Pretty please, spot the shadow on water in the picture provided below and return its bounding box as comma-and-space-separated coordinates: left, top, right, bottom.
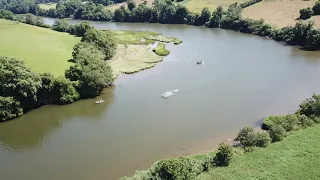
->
0, 87, 115, 151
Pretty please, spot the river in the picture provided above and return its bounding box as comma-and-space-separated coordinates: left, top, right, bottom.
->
1, 18, 320, 180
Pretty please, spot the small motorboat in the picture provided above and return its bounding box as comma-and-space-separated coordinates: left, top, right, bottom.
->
189, 58, 192, 61
162, 91, 173, 98
95, 99, 105, 104
197, 61, 204, 64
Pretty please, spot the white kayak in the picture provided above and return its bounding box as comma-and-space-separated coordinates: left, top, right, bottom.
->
95, 99, 105, 104
162, 91, 173, 98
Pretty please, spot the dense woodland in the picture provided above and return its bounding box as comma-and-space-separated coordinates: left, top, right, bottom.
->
0, 19, 116, 121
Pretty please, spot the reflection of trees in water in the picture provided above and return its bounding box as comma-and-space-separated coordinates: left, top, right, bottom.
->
0, 87, 115, 151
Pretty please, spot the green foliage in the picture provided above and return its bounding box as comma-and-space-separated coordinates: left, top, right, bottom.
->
235, 126, 256, 148
81, 29, 116, 59
312, 1, 320, 15
52, 19, 70, 32
0, 96, 23, 122
71, 42, 106, 64
255, 132, 271, 148
153, 156, 203, 180
298, 114, 314, 128
68, 21, 94, 36
263, 114, 300, 131
214, 143, 234, 166
153, 43, 170, 56
299, 7, 313, 20
0, 56, 42, 109
51, 76, 79, 104
127, 0, 136, 11
297, 94, 320, 117
0, 10, 15, 20
66, 40, 114, 98
269, 125, 286, 142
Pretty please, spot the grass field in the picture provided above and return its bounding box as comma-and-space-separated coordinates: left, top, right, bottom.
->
243, 0, 316, 28
0, 19, 79, 76
39, 3, 57, 10
183, 0, 247, 13
0, 19, 180, 77
196, 124, 320, 180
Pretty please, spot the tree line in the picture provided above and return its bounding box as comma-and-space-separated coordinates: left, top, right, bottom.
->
2, 0, 320, 50
0, 19, 116, 121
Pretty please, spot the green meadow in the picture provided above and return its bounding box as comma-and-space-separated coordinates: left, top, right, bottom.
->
0, 19, 181, 77
0, 19, 80, 76
196, 124, 320, 180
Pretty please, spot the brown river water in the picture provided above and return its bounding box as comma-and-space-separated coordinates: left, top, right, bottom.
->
1, 18, 320, 180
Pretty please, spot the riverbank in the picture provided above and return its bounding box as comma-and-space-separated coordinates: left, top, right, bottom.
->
122, 95, 320, 179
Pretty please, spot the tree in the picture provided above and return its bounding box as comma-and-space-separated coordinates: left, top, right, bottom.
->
200, 7, 211, 24
300, 8, 313, 20
255, 132, 271, 147
68, 21, 93, 36
235, 126, 257, 148
313, 1, 320, 15
114, 8, 125, 22
81, 29, 116, 59
0, 56, 42, 110
127, 0, 136, 11
71, 42, 106, 64
51, 76, 79, 104
52, 19, 70, 32
0, 96, 23, 122
269, 125, 286, 142
154, 157, 203, 180
208, 6, 223, 28
215, 143, 233, 166
66, 41, 114, 98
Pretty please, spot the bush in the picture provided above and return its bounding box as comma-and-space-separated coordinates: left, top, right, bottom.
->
298, 115, 314, 128
269, 125, 286, 142
313, 1, 320, 15
262, 114, 299, 131
235, 126, 257, 147
215, 143, 234, 166
52, 19, 70, 32
299, 8, 313, 20
153, 157, 203, 180
296, 94, 320, 117
255, 132, 271, 147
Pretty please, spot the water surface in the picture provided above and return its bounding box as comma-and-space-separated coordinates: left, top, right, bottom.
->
1, 19, 320, 180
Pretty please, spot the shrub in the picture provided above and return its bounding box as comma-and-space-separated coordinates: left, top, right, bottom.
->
298, 115, 314, 128
235, 126, 257, 147
313, 1, 320, 15
255, 132, 271, 147
215, 143, 234, 166
153, 157, 203, 180
262, 114, 299, 131
52, 19, 70, 32
299, 8, 313, 20
296, 94, 320, 117
269, 125, 286, 142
